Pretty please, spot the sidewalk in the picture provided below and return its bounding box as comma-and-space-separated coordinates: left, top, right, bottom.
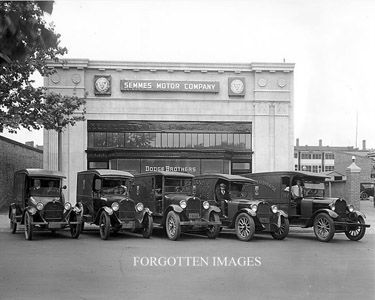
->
1, 200, 375, 234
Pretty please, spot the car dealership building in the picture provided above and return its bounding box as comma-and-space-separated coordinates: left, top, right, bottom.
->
44, 59, 295, 201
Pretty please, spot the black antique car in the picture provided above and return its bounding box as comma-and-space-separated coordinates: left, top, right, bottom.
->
8, 169, 82, 240
243, 171, 371, 242
194, 174, 289, 241
77, 169, 153, 240
130, 171, 221, 241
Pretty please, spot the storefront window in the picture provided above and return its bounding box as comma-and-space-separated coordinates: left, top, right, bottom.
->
180, 133, 186, 148
173, 133, 179, 148
186, 133, 192, 148
197, 134, 204, 148
203, 134, 209, 147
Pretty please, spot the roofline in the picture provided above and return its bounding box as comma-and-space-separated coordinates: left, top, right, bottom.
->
243, 171, 330, 179
15, 169, 66, 178
0, 135, 43, 153
134, 171, 194, 178
46, 58, 295, 73
78, 169, 134, 178
195, 173, 257, 183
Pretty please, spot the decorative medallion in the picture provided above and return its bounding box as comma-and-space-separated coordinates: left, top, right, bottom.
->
278, 78, 287, 88
50, 73, 60, 84
71, 74, 81, 85
257, 78, 267, 87
94, 75, 111, 95
228, 77, 245, 97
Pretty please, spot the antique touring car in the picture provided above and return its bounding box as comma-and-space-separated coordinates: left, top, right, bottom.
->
243, 171, 371, 242
130, 171, 221, 241
76, 169, 153, 240
194, 174, 289, 241
9, 169, 82, 240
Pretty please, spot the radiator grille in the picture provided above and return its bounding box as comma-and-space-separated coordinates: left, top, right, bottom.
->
44, 202, 64, 221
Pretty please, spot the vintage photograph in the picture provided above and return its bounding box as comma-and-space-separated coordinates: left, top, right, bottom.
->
0, 0, 374, 299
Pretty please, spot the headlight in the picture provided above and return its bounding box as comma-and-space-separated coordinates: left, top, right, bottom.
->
179, 200, 187, 209
136, 202, 144, 212
330, 203, 335, 211
202, 201, 210, 210
348, 205, 354, 212
271, 205, 278, 213
28, 207, 37, 215
111, 202, 119, 211
36, 202, 44, 211
251, 204, 258, 212
64, 202, 72, 210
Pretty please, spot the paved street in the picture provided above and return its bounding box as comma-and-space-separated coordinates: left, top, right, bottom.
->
0, 202, 374, 300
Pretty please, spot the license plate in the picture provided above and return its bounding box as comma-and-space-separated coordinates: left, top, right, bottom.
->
189, 213, 200, 219
48, 222, 61, 229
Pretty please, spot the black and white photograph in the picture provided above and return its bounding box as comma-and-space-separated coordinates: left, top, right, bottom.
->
0, 0, 374, 299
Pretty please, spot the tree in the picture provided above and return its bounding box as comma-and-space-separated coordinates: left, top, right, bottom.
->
0, 1, 85, 134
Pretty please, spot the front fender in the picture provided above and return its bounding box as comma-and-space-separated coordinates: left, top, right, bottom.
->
94, 207, 114, 224
169, 204, 183, 214
202, 206, 221, 219
352, 210, 366, 219
239, 208, 256, 217
313, 208, 338, 219
135, 208, 152, 223
277, 210, 288, 218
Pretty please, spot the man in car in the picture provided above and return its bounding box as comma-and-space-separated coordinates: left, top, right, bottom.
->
215, 182, 230, 218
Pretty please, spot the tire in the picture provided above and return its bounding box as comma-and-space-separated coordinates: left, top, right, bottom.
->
271, 216, 290, 240
206, 212, 220, 239
345, 216, 366, 241
10, 212, 17, 234
99, 211, 111, 240
70, 214, 82, 239
235, 213, 255, 241
24, 212, 33, 241
142, 214, 153, 239
313, 213, 335, 242
165, 211, 181, 241
81, 221, 85, 232
360, 192, 368, 200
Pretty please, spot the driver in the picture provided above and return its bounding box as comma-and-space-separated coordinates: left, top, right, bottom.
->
216, 183, 230, 218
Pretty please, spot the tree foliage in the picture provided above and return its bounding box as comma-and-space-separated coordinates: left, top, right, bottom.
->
0, 1, 85, 133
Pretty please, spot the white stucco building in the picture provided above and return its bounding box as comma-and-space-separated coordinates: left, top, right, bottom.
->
44, 59, 295, 202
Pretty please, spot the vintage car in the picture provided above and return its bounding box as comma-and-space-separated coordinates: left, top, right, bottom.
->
8, 169, 82, 240
194, 174, 289, 241
242, 171, 371, 242
130, 171, 221, 241
76, 169, 153, 240
360, 182, 374, 200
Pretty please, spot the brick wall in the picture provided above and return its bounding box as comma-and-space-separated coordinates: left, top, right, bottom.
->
335, 152, 372, 183
0, 136, 43, 211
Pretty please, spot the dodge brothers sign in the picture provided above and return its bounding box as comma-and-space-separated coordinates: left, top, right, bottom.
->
120, 80, 220, 93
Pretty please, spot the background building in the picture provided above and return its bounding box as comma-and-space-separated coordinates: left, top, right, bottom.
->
0, 136, 43, 211
44, 59, 295, 203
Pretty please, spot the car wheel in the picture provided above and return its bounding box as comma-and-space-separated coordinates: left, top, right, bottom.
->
206, 212, 220, 239
99, 211, 111, 240
10, 212, 17, 234
360, 192, 368, 200
345, 216, 366, 241
70, 214, 82, 239
235, 212, 255, 241
165, 211, 181, 241
271, 216, 290, 240
313, 213, 335, 242
24, 211, 33, 241
142, 214, 153, 239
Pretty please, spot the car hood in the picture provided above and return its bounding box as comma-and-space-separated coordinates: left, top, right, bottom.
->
165, 193, 197, 201
230, 198, 260, 205
102, 194, 134, 203
305, 197, 340, 204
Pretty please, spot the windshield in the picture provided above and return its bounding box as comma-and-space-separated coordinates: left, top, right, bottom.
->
164, 177, 193, 194
229, 182, 253, 199
29, 178, 61, 196
304, 182, 325, 197
101, 178, 129, 196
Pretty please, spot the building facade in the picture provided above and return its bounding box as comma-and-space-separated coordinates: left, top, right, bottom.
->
44, 59, 295, 202
0, 136, 43, 210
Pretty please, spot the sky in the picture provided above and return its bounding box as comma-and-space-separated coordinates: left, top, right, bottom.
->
2, 0, 375, 149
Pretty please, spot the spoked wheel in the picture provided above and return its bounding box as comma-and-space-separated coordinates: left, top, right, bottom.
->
10, 211, 17, 234
24, 211, 33, 240
142, 214, 153, 238
165, 211, 181, 241
271, 216, 290, 240
313, 213, 335, 242
70, 214, 82, 239
235, 213, 255, 241
345, 216, 366, 241
206, 212, 220, 239
99, 211, 111, 240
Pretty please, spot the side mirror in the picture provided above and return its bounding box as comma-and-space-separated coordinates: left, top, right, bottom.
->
62, 185, 67, 190
94, 179, 102, 191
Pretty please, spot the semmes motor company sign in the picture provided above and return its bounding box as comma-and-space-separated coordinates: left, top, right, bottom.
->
120, 80, 219, 93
